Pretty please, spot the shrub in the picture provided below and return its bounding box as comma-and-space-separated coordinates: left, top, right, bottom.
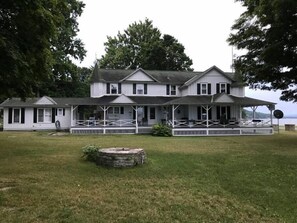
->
82, 145, 100, 162
152, 123, 172, 137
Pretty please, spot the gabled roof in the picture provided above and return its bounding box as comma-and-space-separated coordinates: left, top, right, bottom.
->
119, 68, 159, 83
181, 66, 235, 89
90, 65, 238, 87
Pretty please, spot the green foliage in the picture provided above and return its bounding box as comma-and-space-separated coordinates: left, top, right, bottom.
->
228, 0, 297, 102
0, 0, 86, 99
152, 123, 172, 137
99, 18, 193, 71
82, 145, 100, 162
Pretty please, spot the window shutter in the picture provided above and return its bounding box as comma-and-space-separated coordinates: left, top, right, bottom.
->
144, 84, 147, 94
133, 84, 136, 94
120, 107, 124, 114
216, 106, 220, 120
216, 83, 220, 94
118, 83, 122, 94
63, 108, 65, 116
208, 83, 211, 95
33, 108, 37, 123
52, 108, 55, 123
227, 84, 231, 94
106, 83, 110, 94
197, 106, 202, 120
8, 108, 12, 124
197, 84, 201, 95
166, 85, 170, 95
21, 108, 25, 124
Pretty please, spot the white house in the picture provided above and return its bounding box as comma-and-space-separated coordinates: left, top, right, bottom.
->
0, 65, 276, 136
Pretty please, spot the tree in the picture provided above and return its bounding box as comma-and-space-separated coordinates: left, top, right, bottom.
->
99, 18, 193, 71
228, 0, 297, 102
0, 0, 86, 99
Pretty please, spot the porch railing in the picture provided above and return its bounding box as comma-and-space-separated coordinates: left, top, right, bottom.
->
75, 119, 136, 127
167, 119, 272, 128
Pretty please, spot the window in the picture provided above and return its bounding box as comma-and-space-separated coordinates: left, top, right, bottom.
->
110, 84, 118, 94
170, 85, 176, 95
107, 83, 121, 94
201, 83, 207, 95
108, 107, 124, 114
13, 108, 20, 123
216, 83, 230, 94
57, 108, 65, 116
197, 106, 212, 120
133, 84, 147, 95
166, 85, 177, 95
37, 108, 52, 123
149, 107, 156, 119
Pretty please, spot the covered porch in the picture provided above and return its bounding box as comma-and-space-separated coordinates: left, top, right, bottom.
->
69, 94, 276, 136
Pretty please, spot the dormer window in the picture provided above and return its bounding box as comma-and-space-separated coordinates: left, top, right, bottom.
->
166, 85, 177, 95
133, 83, 147, 95
106, 83, 121, 94
197, 83, 211, 95
216, 83, 230, 94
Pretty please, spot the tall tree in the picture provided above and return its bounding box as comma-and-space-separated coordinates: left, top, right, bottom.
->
228, 0, 297, 102
0, 0, 86, 99
99, 18, 193, 71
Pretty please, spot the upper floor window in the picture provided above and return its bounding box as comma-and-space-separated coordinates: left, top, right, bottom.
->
106, 83, 121, 94
166, 85, 177, 95
133, 83, 147, 95
216, 83, 230, 94
197, 83, 211, 95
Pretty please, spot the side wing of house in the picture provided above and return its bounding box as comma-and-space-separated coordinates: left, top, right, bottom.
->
1, 97, 72, 131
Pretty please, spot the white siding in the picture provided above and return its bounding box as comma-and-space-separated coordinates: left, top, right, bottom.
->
126, 70, 155, 81
91, 82, 105, 97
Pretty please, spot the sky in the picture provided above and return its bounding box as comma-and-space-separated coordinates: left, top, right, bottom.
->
76, 0, 297, 116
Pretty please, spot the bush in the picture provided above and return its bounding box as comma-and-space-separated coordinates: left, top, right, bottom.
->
152, 123, 172, 137
82, 145, 100, 162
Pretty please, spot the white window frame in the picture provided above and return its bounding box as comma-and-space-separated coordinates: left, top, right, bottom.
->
108, 107, 120, 114
57, 108, 63, 116
201, 83, 208, 95
13, 108, 21, 123
170, 85, 176, 95
136, 84, 144, 95
37, 108, 52, 123
110, 84, 118, 94
220, 83, 227, 93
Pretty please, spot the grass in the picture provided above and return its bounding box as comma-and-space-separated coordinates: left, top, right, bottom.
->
0, 131, 297, 222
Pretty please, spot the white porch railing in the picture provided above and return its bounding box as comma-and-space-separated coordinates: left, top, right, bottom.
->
75, 119, 136, 127
167, 119, 272, 128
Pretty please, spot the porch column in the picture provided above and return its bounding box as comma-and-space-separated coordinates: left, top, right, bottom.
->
172, 105, 175, 128
70, 106, 73, 126
202, 105, 211, 128
135, 106, 138, 134
267, 104, 275, 126
251, 106, 258, 119
100, 106, 109, 134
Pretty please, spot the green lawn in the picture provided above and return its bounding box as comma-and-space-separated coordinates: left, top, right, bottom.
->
0, 131, 297, 222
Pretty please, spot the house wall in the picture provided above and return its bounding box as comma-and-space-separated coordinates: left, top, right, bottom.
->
186, 70, 232, 96
3, 107, 71, 131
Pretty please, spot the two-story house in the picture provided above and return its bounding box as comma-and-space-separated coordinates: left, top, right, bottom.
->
0, 65, 276, 136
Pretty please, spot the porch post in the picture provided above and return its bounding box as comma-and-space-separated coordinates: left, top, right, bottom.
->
70, 106, 73, 127
206, 105, 209, 127
135, 106, 138, 134
252, 106, 258, 119
172, 105, 175, 128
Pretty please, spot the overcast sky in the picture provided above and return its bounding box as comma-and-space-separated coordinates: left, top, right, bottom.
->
77, 0, 297, 116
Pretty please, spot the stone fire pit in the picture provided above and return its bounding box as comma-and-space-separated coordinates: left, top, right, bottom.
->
96, 148, 146, 168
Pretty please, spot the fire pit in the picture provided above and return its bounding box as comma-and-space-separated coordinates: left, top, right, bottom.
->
96, 148, 146, 168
